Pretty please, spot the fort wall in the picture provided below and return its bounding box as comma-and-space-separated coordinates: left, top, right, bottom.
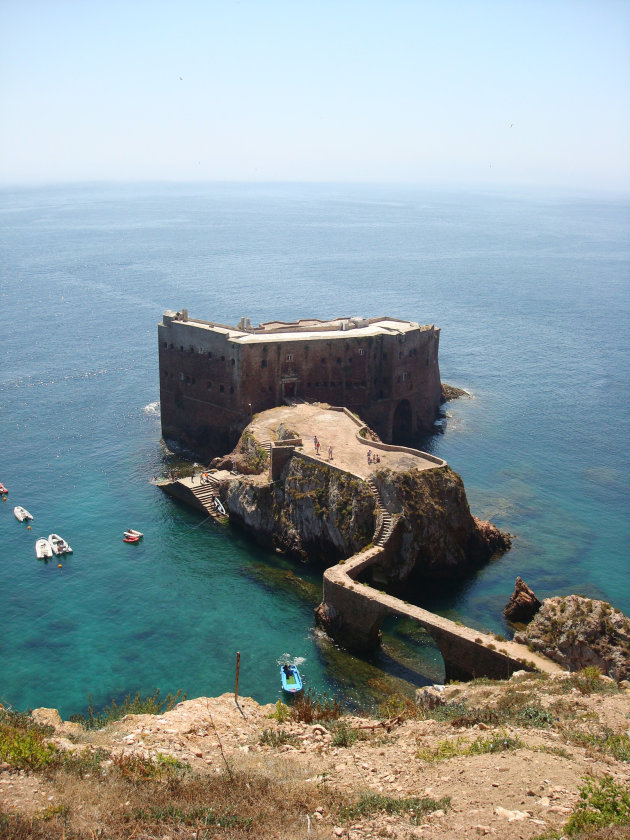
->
158, 311, 442, 460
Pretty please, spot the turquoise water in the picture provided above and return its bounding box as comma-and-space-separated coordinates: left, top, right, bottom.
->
1, 183, 628, 718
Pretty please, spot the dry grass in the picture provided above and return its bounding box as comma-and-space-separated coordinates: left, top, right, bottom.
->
1, 764, 344, 839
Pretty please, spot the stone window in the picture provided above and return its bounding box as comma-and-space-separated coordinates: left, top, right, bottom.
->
286, 354, 293, 362
221, 355, 225, 361
231, 359, 235, 366
337, 357, 342, 364
219, 385, 224, 393
230, 386, 234, 393
261, 359, 267, 368
358, 349, 365, 356
207, 352, 212, 359
207, 381, 212, 389
180, 345, 184, 352
162, 341, 167, 348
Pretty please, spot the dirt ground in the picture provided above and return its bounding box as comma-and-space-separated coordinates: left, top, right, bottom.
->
2, 672, 629, 839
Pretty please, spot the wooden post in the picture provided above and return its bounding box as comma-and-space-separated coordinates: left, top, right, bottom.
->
234, 651, 240, 703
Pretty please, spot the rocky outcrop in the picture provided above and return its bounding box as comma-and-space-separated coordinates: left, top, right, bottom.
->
514, 595, 630, 681
226, 456, 375, 563
503, 577, 541, 624
440, 383, 470, 402
225, 458, 511, 580
210, 430, 269, 475
372, 467, 512, 582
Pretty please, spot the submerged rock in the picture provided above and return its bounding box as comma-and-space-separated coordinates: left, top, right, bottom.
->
503, 576, 541, 624
514, 595, 630, 681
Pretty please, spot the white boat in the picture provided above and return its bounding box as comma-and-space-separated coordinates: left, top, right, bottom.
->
213, 496, 226, 515
48, 533, 72, 555
35, 539, 53, 559
14, 506, 34, 522
124, 528, 144, 538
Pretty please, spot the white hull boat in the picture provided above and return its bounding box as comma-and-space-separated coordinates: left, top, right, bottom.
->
35, 539, 53, 559
48, 533, 72, 555
213, 496, 226, 515
14, 506, 33, 522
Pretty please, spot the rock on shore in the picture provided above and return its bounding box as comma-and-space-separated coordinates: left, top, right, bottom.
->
514, 595, 630, 681
503, 576, 542, 624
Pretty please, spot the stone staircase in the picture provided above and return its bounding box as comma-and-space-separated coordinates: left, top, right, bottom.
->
258, 439, 273, 458
190, 475, 228, 522
367, 476, 394, 547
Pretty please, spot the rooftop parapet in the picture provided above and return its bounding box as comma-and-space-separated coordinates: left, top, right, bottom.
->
161, 311, 437, 343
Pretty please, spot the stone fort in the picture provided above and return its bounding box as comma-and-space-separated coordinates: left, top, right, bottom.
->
158, 310, 442, 459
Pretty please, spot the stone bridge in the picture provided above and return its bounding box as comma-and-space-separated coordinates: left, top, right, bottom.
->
320, 547, 564, 681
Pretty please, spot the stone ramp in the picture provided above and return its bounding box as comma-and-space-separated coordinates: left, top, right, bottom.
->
322, 549, 564, 681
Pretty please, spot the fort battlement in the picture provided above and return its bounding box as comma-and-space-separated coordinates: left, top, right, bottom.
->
158, 311, 442, 460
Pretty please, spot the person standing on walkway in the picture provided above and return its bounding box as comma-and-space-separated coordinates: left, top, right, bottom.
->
314, 435, 318, 450
328, 444, 333, 460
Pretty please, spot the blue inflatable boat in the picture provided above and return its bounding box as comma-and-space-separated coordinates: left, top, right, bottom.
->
280, 664, 303, 694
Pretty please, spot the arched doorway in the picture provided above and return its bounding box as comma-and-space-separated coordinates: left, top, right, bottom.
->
392, 399, 413, 444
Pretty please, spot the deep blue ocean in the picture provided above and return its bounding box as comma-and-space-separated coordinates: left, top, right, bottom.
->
1, 182, 629, 718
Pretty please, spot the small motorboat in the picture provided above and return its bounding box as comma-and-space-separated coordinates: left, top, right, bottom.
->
213, 496, 226, 515
48, 533, 72, 555
280, 664, 303, 694
14, 506, 34, 522
123, 533, 141, 543
124, 528, 144, 539
0, 482, 8, 495
35, 539, 53, 560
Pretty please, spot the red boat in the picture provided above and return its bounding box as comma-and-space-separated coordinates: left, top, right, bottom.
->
123, 530, 141, 543
0, 483, 8, 495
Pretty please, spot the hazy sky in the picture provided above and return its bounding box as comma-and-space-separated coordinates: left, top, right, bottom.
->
1, 0, 629, 190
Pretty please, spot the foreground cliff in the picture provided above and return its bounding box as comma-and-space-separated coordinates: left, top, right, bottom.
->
2, 670, 629, 839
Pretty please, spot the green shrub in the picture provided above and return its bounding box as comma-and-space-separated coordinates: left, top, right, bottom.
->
418, 731, 523, 762
565, 775, 630, 834
268, 700, 290, 723
259, 729, 299, 748
0, 722, 57, 770
340, 793, 451, 822
70, 688, 186, 729
331, 722, 358, 748
290, 689, 343, 724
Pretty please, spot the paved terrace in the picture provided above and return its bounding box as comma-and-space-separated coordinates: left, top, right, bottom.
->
248, 402, 445, 479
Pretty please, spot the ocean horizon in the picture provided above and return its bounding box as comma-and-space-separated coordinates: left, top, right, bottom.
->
1, 181, 628, 718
